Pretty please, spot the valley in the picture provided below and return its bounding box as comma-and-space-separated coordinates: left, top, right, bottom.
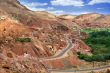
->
0, 0, 110, 73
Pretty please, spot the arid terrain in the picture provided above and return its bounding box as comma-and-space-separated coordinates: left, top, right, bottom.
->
0, 0, 110, 73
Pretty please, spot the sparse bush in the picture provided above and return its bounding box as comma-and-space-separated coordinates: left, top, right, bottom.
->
77, 53, 107, 62
15, 37, 31, 43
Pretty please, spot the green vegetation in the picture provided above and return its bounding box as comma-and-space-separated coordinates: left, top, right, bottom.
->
85, 31, 110, 55
77, 52, 110, 62
78, 29, 110, 62
16, 37, 31, 43
81, 28, 110, 34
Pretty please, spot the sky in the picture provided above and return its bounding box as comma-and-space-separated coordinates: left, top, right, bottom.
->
18, 0, 110, 15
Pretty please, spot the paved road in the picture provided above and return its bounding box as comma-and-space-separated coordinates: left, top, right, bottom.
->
40, 38, 74, 60
50, 65, 110, 73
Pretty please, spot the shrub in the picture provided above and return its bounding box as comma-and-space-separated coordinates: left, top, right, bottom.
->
77, 53, 107, 62
16, 37, 31, 43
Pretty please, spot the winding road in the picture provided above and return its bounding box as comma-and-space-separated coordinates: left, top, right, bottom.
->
40, 38, 74, 60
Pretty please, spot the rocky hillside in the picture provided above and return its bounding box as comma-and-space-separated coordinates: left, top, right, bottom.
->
0, 0, 70, 56
0, 0, 105, 72
0, 17, 49, 73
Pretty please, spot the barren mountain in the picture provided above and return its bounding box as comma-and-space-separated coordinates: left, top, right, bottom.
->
91, 15, 110, 27
35, 11, 56, 20
73, 13, 110, 28
58, 14, 76, 20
